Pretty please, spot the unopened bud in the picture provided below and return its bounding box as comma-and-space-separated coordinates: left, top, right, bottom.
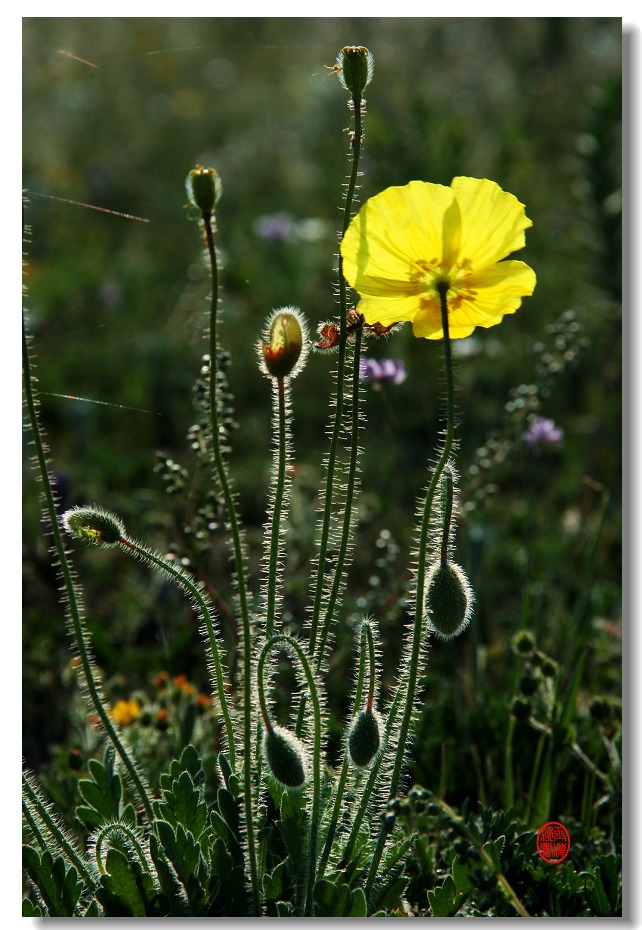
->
425, 561, 473, 640
264, 725, 307, 789
260, 307, 308, 380
339, 46, 373, 97
62, 505, 125, 547
186, 165, 222, 218
348, 708, 382, 768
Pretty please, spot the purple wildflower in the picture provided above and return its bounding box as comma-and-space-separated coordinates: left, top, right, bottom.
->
254, 212, 295, 243
523, 417, 564, 447
359, 358, 406, 385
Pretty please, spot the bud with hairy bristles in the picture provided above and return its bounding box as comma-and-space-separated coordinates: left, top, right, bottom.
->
264, 725, 307, 789
338, 46, 373, 96
425, 560, 473, 640
62, 505, 125, 547
348, 707, 382, 768
259, 307, 309, 380
186, 165, 222, 218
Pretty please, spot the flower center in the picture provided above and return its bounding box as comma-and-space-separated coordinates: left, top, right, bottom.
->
414, 258, 476, 310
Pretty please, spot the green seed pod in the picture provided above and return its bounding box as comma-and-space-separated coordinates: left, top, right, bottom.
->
511, 697, 531, 722
62, 505, 125, 546
425, 561, 473, 640
338, 46, 373, 96
185, 164, 222, 218
260, 307, 309, 380
264, 726, 307, 789
347, 708, 382, 768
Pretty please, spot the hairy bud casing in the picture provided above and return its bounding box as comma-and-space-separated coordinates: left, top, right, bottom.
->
62, 505, 125, 546
338, 46, 373, 96
264, 725, 307, 788
348, 707, 382, 768
260, 307, 309, 380
425, 561, 473, 640
186, 165, 222, 217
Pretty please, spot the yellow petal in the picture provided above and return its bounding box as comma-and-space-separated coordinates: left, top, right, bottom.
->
341, 181, 459, 289
357, 293, 423, 327
451, 177, 533, 270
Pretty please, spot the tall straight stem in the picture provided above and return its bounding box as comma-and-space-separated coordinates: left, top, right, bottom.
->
266, 377, 287, 639
309, 95, 363, 659
365, 284, 455, 894
202, 215, 260, 915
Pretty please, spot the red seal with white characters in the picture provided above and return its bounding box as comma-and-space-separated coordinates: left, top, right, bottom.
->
536, 821, 571, 864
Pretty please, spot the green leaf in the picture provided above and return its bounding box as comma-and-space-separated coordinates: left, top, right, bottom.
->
96, 847, 152, 917
313, 878, 367, 917
482, 835, 505, 872
427, 874, 460, 918
22, 897, 43, 917
22, 846, 83, 917
77, 756, 123, 826
452, 858, 473, 895
262, 859, 289, 901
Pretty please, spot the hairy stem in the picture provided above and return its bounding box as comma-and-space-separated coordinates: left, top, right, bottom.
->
201, 213, 260, 914
365, 284, 455, 894
22, 320, 154, 823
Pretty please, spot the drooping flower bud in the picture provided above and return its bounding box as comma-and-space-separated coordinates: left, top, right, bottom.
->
260, 307, 308, 380
348, 707, 382, 768
264, 725, 307, 789
338, 46, 373, 97
425, 560, 473, 640
185, 165, 222, 218
62, 505, 125, 547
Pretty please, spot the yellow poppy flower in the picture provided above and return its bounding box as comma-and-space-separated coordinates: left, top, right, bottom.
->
111, 698, 141, 726
340, 177, 536, 339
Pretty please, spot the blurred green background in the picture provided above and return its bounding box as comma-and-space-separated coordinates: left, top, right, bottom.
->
23, 17, 621, 822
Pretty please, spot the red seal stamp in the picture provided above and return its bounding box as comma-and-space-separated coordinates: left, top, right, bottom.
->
536, 821, 570, 864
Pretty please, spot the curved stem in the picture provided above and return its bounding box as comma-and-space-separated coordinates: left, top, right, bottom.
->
22, 322, 154, 823
94, 823, 149, 876
365, 284, 455, 895
257, 635, 322, 917
309, 94, 364, 659
317, 620, 370, 878
202, 213, 259, 914
118, 537, 236, 769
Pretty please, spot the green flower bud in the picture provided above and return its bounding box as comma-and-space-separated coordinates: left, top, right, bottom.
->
185, 165, 222, 217
511, 697, 531, 722
338, 46, 373, 96
348, 708, 382, 768
264, 726, 307, 789
588, 696, 610, 723
512, 630, 536, 657
541, 657, 558, 678
62, 505, 125, 546
425, 561, 473, 640
260, 307, 309, 380
519, 672, 539, 697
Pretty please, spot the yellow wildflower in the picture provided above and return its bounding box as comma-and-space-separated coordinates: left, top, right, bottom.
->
340, 177, 536, 339
111, 698, 141, 726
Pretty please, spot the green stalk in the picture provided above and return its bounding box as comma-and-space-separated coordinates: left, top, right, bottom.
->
309, 93, 364, 660
118, 537, 236, 769
202, 213, 260, 914
22, 321, 154, 823
365, 283, 456, 894
94, 823, 149, 875
317, 620, 370, 878
257, 635, 322, 916
266, 377, 287, 639
22, 773, 96, 888
315, 326, 363, 668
